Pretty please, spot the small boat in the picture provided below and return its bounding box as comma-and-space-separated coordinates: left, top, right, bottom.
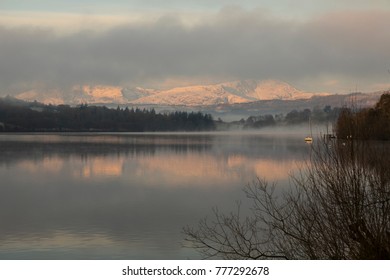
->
304, 136, 313, 143
305, 117, 313, 143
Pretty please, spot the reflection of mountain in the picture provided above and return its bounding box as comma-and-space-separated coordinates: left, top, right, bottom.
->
80, 158, 124, 178
3, 143, 303, 183
0, 133, 308, 259
227, 155, 300, 181
0, 133, 308, 190
0, 133, 308, 165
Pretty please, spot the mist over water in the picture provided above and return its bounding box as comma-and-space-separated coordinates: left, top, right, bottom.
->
0, 132, 311, 259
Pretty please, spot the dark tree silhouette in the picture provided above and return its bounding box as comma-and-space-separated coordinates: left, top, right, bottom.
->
335, 92, 390, 140
0, 97, 215, 132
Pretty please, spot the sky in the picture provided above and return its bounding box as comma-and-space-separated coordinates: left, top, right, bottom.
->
0, 0, 390, 94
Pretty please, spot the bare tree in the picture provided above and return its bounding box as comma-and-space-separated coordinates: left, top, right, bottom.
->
183, 139, 390, 259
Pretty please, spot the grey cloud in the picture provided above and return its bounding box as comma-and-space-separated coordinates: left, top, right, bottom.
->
0, 9, 389, 94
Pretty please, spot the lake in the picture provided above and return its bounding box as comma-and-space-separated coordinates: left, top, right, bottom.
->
0, 132, 311, 259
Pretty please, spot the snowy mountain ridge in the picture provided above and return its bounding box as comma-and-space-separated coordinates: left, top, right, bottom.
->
14, 80, 328, 106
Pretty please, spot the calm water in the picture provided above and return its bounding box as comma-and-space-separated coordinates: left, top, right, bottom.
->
0, 132, 310, 259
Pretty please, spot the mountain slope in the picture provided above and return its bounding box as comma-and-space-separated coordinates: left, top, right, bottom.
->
13, 80, 326, 106
129, 80, 324, 106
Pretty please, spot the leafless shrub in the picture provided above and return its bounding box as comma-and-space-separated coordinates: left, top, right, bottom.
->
183, 139, 390, 259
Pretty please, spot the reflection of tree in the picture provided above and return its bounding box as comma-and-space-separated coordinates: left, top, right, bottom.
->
184, 139, 390, 259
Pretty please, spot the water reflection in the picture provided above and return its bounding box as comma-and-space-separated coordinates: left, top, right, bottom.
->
0, 133, 310, 259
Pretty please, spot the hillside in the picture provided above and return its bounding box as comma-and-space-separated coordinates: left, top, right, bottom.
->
129, 80, 322, 106
12, 80, 327, 106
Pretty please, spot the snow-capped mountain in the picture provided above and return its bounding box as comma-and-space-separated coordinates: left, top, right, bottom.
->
128, 80, 324, 106
14, 80, 327, 106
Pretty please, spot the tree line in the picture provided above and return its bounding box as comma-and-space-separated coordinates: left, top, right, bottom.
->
232, 105, 341, 129
238, 93, 390, 134
0, 97, 215, 132
335, 92, 390, 140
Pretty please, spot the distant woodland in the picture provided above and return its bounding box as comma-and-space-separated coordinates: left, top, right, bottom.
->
230, 105, 341, 129
1, 94, 389, 135
0, 97, 215, 132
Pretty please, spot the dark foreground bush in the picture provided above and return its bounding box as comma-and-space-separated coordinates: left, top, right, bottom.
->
184, 139, 390, 259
